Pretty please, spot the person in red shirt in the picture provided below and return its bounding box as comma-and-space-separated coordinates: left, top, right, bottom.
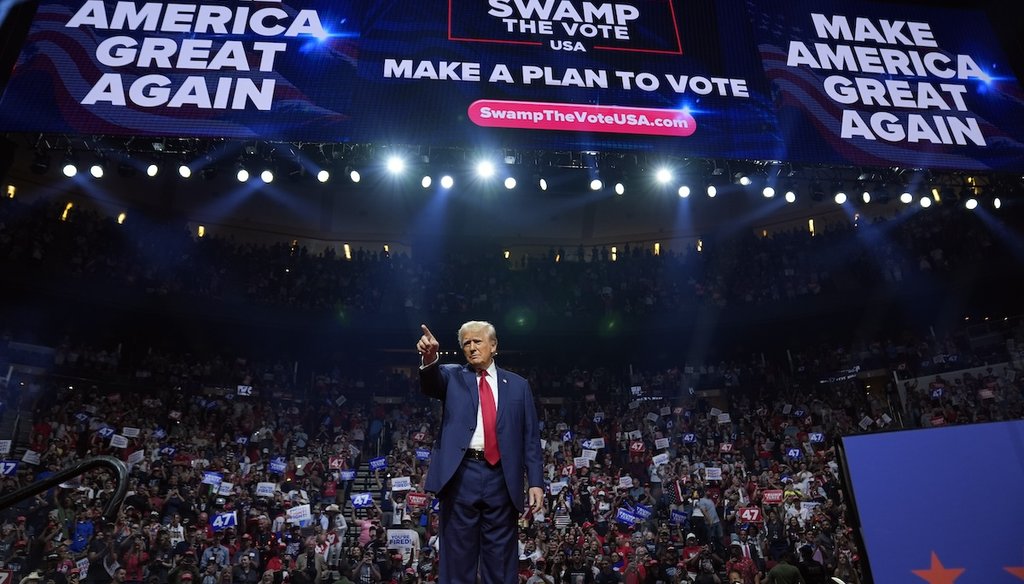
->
725, 543, 759, 584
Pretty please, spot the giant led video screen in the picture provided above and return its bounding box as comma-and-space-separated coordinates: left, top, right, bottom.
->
1, 0, 1023, 171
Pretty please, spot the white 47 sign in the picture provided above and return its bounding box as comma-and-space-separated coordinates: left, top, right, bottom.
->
0, 569, 14, 584
737, 507, 763, 523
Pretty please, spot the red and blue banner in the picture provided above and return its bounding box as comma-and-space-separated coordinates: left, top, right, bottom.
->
0, 0, 1022, 171
839, 420, 1024, 583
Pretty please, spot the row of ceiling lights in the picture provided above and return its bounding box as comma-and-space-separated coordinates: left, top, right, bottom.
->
33, 150, 1009, 210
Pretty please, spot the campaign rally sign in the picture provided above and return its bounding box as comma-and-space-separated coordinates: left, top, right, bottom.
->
21, 450, 40, 465
255, 482, 276, 497
110, 435, 128, 448
237, 385, 253, 396
652, 453, 670, 466
217, 482, 234, 496
97, 426, 115, 439
720, 443, 734, 453
406, 492, 428, 508
630, 441, 645, 454
593, 412, 605, 423
809, 433, 825, 444
670, 510, 688, 525
153, 428, 166, 440
350, 493, 374, 508
762, 490, 784, 505
415, 448, 431, 461
391, 476, 412, 491
211, 511, 237, 531
159, 446, 176, 457
581, 449, 598, 461
573, 457, 590, 469
683, 433, 697, 443
340, 470, 356, 481
793, 409, 806, 419
328, 456, 344, 469
127, 450, 145, 466
549, 481, 567, 496
235, 436, 248, 445
655, 438, 670, 450
0, 461, 19, 476
582, 438, 605, 450
718, 413, 732, 424
268, 457, 287, 474
0, 441, 10, 456
737, 507, 763, 523
619, 476, 634, 489
369, 457, 388, 471
287, 504, 312, 524
615, 508, 639, 525
387, 529, 419, 550
202, 471, 223, 486
634, 505, 653, 520
412, 431, 427, 442
705, 467, 722, 481
787, 448, 803, 459
646, 412, 660, 423
122, 427, 140, 438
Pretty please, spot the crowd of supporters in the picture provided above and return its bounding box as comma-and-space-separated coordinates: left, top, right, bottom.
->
0, 194, 1022, 584
0, 196, 1013, 318
0, 321, 1020, 584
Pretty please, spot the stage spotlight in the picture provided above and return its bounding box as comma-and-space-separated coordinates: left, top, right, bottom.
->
614, 182, 625, 195
316, 170, 330, 183
236, 168, 250, 183
834, 192, 847, 205
993, 197, 1002, 209
539, 178, 548, 191
117, 212, 126, 225
899, 191, 913, 204
440, 174, 454, 189
785, 190, 796, 203
146, 163, 160, 177
421, 176, 432, 188
919, 196, 931, 208
261, 169, 274, 183
655, 167, 672, 184
505, 177, 517, 189
762, 186, 775, 198
590, 178, 603, 191
965, 198, 978, 210
348, 168, 361, 183
62, 162, 78, 177
738, 175, 751, 186
476, 160, 495, 179
707, 184, 717, 198
90, 162, 105, 179
386, 155, 405, 175
178, 164, 192, 179
861, 191, 871, 204
678, 186, 691, 198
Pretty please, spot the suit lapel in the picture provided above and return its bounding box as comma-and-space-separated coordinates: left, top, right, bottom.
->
461, 365, 479, 415
495, 367, 509, 428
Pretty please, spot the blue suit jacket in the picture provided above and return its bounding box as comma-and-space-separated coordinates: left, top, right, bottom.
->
420, 362, 544, 512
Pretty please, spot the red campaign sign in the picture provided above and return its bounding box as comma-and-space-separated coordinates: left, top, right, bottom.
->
406, 492, 428, 508
931, 416, 947, 426
630, 441, 646, 453
737, 507, 763, 522
0, 570, 13, 584
562, 465, 575, 476
762, 490, 784, 504
720, 443, 734, 453
412, 432, 426, 442
328, 456, 344, 470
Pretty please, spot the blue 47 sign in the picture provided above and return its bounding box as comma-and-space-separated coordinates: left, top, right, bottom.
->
0, 461, 19, 476
211, 511, 237, 531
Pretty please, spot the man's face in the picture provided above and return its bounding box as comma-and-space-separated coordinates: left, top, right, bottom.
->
461, 327, 496, 370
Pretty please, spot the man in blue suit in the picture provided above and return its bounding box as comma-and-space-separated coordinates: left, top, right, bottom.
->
416, 321, 544, 584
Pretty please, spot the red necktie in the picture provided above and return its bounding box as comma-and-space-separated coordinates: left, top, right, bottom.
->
479, 370, 500, 465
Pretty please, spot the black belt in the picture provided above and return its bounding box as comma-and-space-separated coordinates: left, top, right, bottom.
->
464, 449, 501, 465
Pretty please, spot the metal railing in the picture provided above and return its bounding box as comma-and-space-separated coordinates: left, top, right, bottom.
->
0, 456, 129, 522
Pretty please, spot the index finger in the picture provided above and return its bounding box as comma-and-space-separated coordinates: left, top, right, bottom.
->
420, 324, 435, 340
